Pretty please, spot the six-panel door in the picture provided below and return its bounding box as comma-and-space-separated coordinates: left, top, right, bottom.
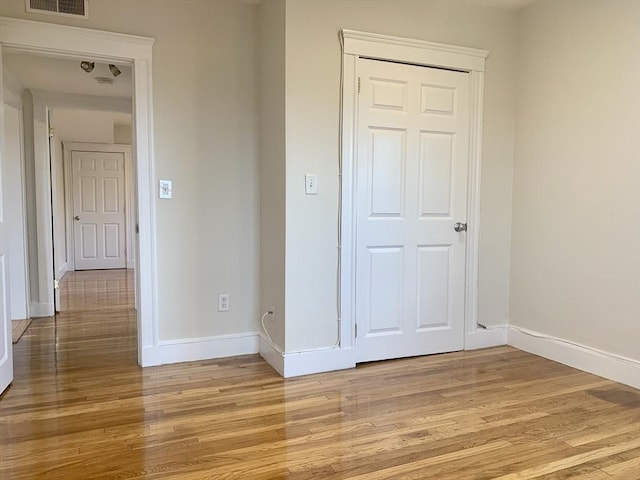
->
355, 58, 470, 363
73, 151, 127, 270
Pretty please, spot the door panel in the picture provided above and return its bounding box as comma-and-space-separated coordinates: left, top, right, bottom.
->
73, 151, 126, 270
355, 58, 470, 363
0, 52, 15, 394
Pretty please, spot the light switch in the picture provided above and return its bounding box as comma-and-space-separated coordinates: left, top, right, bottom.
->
305, 174, 318, 195
159, 180, 172, 199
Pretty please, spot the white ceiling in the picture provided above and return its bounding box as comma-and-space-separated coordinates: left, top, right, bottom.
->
2, 52, 133, 99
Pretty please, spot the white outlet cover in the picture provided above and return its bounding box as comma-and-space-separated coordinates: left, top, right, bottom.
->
218, 294, 230, 312
305, 174, 318, 195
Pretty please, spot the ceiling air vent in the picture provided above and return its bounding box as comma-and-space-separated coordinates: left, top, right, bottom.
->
26, 0, 88, 18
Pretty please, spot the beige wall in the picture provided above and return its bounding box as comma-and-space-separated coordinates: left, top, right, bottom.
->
53, 109, 128, 143
258, 0, 287, 350
113, 123, 132, 145
20, 91, 39, 307
284, 0, 518, 351
510, 0, 640, 360
0, 0, 260, 340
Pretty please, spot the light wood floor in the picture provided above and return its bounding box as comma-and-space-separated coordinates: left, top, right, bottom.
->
11, 319, 32, 344
1, 270, 638, 479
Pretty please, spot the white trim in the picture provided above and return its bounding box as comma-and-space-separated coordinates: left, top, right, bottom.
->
463, 71, 485, 343
259, 336, 356, 378
0, 17, 154, 59
63, 142, 134, 271
29, 302, 53, 318
282, 347, 356, 378
143, 332, 260, 367
259, 336, 285, 376
508, 326, 640, 390
338, 52, 357, 351
339, 29, 487, 363
1, 17, 156, 367
56, 261, 68, 280
465, 326, 507, 350
340, 29, 488, 72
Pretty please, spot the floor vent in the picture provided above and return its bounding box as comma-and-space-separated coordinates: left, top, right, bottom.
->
26, 0, 88, 18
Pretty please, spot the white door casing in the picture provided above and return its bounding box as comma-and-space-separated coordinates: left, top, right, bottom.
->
72, 151, 127, 270
355, 58, 470, 362
4, 103, 30, 321
340, 30, 495, 362
0, 17, 157, 366
0, 48, 14, 394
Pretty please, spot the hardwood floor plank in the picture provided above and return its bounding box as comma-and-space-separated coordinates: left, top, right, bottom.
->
1, 269, 639, 479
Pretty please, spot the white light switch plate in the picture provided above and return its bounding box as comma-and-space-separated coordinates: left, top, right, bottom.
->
159, 180, 172, 199
305, 174, 317, 195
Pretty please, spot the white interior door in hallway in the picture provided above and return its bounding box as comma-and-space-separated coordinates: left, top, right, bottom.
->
0, 50, 14, 394
72, 150, 127, 270
355, 58, 470, 363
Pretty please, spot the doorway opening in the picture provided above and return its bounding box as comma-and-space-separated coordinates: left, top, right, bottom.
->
3, 51, 138, 365
0, 17, 157, 383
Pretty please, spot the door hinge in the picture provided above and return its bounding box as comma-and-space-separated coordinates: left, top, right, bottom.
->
355, 323, 358, 338
54, 279, 60, 290
49, 127, 55, 138
357, 77, 361, 94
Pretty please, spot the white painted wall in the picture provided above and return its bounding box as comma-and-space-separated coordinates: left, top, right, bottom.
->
53, 109, 124, 143
510, 0, 640, 361
0, 0, 260, 339
113, 123, 131, 144
2, 103, 29, 320
20, 91, 39, 314
258, 0, 286, 351
283, 0, 518, 351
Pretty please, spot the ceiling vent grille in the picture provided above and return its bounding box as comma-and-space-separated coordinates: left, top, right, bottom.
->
26, 0, 88, 18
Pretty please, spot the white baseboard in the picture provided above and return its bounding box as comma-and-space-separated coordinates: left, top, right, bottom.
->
508, 326, 640, 390
30, 302, 54, 318
259, 335, 356, 378
283, 346, 356, 378
136, 324, 639, 390
259, 336, 285, 376
141, 332, 259, 367
465, 326, 507, 350
56, 262, 68, 280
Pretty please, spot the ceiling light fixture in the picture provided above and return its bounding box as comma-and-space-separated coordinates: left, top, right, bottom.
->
80, 61, 95, 73
109, 64, 122, 77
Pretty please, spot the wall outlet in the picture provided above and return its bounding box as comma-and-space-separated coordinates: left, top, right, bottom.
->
218, 294, 230, 312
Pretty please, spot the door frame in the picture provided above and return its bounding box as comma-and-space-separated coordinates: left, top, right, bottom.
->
0, 17, 158, 366
64, 143, 134, 272
339, 29, 494, 354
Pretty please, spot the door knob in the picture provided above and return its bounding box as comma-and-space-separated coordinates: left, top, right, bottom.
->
454, 222, 467, 232
74, 216, 80, 221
